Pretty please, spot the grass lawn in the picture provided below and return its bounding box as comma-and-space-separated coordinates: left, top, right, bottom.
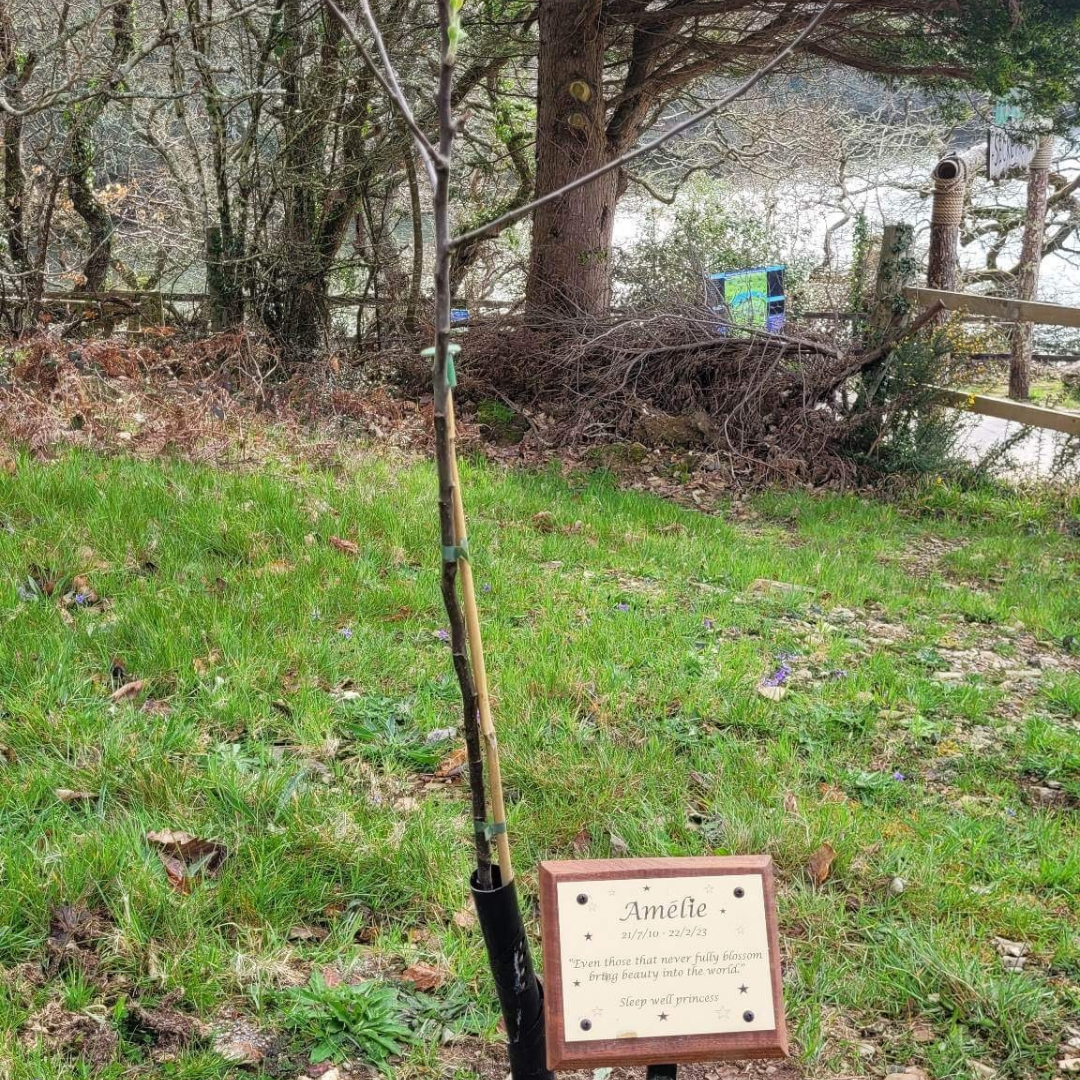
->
1, 449, 1078, 1080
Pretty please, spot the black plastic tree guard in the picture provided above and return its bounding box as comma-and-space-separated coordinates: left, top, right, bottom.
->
646, 1066, 678, 1078
471, 868, 554, 1080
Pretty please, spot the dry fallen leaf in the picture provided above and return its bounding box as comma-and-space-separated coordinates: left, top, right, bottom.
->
818, 782, 850, 804
146, 830, 227, 892
571, 826, 592, 854
782, 792, 799, 816
434, 746, 468, 779
193, 649, 222, 675
55, 789, 97, 803
158, 852, 190, 893
329, 536, 360, 555
609, 831, 630, 855
911, 1021, 936, 1043
452, 907, 477, 931
757, 684, 787, 702
110, 679, 146, 703
400, 962, 446, 991
288, 925, 329, 942
807, 842, 837, 886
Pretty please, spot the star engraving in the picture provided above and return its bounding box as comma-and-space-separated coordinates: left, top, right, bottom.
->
658, 1012, 668, 1021
720, 908, 727, 915
734, 924, 746, 936
573, 981, 581, 988
584, 932, 592, 941
643, 885, 650, 892
716, 1006, 731, 1022
738, 984, 749, 994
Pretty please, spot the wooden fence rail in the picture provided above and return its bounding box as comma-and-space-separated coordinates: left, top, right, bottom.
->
931, 388, 1080, 437
902, 287, 1080, 329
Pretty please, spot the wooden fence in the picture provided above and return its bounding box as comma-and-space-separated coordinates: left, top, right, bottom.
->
897, 285, 1080, 437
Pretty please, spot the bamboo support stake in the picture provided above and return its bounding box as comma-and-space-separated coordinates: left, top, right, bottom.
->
445, 391, 514, 884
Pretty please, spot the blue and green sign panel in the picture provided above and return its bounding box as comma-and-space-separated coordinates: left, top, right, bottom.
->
708, 264, 786, 334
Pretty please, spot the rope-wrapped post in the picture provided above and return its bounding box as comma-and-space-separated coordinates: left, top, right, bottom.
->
927, 155, 970, 293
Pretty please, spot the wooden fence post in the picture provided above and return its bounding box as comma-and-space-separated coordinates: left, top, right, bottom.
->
869, 224, 916, 344
861, 224, 916, 402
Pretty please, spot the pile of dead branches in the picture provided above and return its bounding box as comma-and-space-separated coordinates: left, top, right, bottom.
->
456, 305, 903, 484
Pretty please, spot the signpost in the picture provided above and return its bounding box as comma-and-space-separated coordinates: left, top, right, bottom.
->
987, 127, 1037, 180
707, 265, 787, 334
987, 98, 1038, 181
539, 856, 787, 1071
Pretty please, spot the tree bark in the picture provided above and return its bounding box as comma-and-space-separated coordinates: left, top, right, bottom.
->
1009, 136, 1053, 401
3, 112, 29, 277
64, 0, 134, 294
405, 152, 424, 332
66, 130, 115, 293
526, 0, 616, 317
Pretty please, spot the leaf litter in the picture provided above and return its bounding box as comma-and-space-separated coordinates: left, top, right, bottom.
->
145, 830, 227, 892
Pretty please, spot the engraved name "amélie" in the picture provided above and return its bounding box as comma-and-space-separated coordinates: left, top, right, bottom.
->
619, 895, 707, 921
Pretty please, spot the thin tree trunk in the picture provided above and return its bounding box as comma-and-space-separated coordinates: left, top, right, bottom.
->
405, 152, 424, 332
526, 0, 616, 317
1009, 136, 1053, 401
3, 113, 29, 278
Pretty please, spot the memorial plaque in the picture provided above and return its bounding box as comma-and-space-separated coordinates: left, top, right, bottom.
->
539, 856, 787, 1069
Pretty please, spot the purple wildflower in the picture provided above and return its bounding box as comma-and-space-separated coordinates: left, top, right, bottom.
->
73, 593, 90, 606
615, 602, 630, 612
338, 627, 353, 639
703, 617, 715, 630
892, 770, 906, 781
435, 628, 451, 642
482, 583, 493, 593
761, 663, 792, 688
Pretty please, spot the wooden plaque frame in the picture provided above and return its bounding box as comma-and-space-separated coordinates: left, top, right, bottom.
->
539, 856, 787, 1070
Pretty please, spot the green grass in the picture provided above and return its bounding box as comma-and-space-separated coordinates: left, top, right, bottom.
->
1, 450, 1078, 1079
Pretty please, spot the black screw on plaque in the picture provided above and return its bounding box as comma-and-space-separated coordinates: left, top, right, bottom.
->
580, 1019, 592, 1031
576, 893, 588, 904
743, 1010, 755, 1023
734, 887, 745, 898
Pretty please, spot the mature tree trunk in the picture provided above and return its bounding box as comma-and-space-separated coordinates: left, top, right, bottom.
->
66, 130, 114, 293
526, 0, 616, 318
63, 0, 133, 294
1009, 136, 1053, 401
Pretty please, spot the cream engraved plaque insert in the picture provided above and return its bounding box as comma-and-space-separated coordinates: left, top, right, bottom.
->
558, 872, 774, 1040
539, 857, 787, 1068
